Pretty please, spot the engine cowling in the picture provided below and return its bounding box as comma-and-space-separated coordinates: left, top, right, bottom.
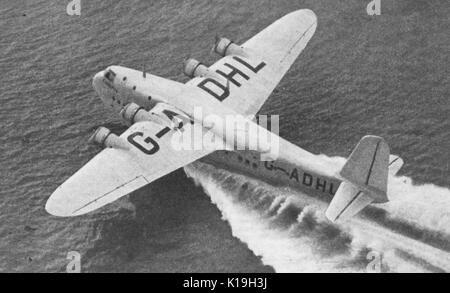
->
183, 58, 225, 82
88, 127, 129, 150
213, 37, 248, 58
183, 58, 204, 78
121, 102, 189, 130
121, 102, 169, 126
121, 103, 149, 125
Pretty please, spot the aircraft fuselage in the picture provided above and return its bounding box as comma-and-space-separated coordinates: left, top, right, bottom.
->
92, 66, 344, 203
201, 150, 342, 202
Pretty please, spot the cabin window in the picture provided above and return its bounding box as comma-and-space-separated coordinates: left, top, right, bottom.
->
148, 96, 152, 101
104, 69, 116, 83
133, 86, 136, 90
123, 77, 127, 81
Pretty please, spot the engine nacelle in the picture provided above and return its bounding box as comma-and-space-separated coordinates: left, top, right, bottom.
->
89, 127, 129, 150
121, 102, 189, 130
183, 58, 225, 82
121, 102, 150, 125
121, 102, 170, 126
213, 37, 248, 58
184, 58, 205, 78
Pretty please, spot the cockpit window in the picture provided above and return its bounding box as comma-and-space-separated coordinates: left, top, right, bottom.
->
104, 69, 116, 83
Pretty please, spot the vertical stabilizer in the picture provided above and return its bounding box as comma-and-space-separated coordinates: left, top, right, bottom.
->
326, 136, 390, 222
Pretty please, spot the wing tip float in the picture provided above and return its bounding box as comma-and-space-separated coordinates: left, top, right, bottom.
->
325, 135, 393, 222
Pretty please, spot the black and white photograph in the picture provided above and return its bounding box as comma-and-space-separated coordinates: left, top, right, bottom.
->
0, 0, 449, 276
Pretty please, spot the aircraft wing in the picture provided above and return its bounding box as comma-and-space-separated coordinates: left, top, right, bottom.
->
46, 120, 214, 217
186, 9, 317, 116
46, 10, 318, 217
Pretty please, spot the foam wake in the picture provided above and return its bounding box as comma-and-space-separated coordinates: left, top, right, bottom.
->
184, 159, 450, 273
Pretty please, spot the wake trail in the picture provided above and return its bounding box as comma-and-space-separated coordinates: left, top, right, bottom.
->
184, 160, 450, 273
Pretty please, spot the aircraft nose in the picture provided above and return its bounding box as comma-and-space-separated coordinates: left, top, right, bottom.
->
92, 70, 105, 94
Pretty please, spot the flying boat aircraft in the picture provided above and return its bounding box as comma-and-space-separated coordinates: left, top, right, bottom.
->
46, 9, 403, 222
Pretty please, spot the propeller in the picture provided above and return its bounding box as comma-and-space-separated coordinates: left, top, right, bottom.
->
210, 34, 221, 55
87, 128, 100, 145
182, 55, 191, 69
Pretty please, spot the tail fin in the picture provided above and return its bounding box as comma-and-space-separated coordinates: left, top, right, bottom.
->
326, 136, 390, 222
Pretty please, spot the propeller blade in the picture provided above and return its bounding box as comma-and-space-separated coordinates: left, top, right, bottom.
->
210, 34, 220, 54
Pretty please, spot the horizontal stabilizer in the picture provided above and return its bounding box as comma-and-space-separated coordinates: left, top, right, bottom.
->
326, 135, 390, 222
325, 182, 374, 222
389, 154, 404, 175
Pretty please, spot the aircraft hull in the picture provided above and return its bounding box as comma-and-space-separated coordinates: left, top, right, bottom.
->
200, 149, 342, 203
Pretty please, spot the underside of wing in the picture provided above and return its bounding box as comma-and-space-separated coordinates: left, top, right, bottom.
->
46, 121, 214, 217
